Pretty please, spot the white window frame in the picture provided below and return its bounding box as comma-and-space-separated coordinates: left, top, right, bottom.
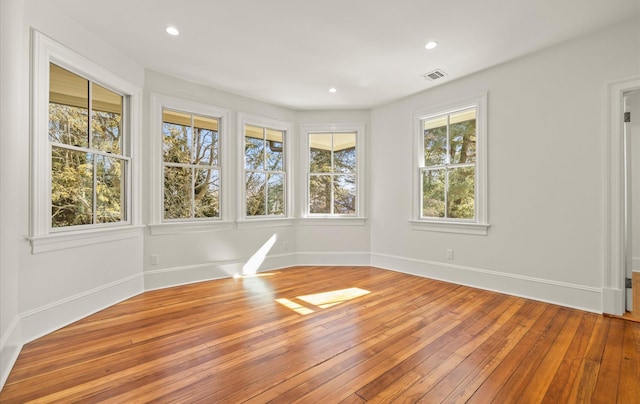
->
238, 113, 294, 229
411, 93, 489, 235
299, 123, 366, 226
148, 94, 232, 235
28, 30, 143, 253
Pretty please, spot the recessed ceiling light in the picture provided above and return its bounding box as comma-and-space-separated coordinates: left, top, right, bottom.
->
166, 26, 180, 36
329, 88, 337, 93
425, 41, 438, 50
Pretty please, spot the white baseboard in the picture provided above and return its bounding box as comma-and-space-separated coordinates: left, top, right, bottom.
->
143, 253, 297, 291
295, 252, 371, 267
633, 257, 640, 272
19, 273, 144, 345
143, 252, 371, 291
0, 316, 22, 390
371, 253, 603, 313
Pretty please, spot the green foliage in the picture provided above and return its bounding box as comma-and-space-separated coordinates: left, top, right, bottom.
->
49, 103, 124, 228
163, 119, 220, 219
245, 131, 284, 216
309, 142, 356, 215
422, 116, 476, 220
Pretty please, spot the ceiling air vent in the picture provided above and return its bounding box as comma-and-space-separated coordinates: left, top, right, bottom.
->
422, 69, 446, 81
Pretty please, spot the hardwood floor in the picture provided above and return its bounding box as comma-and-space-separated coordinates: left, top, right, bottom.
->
1, 266, 638, 403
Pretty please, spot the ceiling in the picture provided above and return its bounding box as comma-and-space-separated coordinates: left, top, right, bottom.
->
44, 0, 639, 110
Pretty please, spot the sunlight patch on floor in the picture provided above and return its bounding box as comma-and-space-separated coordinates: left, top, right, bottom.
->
276, 287, 370, 315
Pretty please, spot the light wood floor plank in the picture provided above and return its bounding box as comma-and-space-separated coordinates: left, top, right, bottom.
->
1, 266, 637, 403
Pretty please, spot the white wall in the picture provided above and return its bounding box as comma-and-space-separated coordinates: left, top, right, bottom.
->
370, 19, 640, 312
0, 0, 25, 389
1, 0, 146, 388
142, 72, 371, 289
1, 1, 638, 393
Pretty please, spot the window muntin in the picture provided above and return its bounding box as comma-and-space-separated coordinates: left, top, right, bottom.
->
162, 109, 221, 220
421, 108, 477, 220
308, 132, 357, 215
48, 63, 127, 228
244, 125, 286, 217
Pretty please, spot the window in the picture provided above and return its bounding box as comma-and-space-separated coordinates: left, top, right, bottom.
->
300, 123, 366, 223
49, 63, 128, 228
162, 109, 220, 220
244, 124, 286, 217
29, 31, 142, 253
308, 132, 357, 215
149, 95, 229, 234
412, 94, 488, 235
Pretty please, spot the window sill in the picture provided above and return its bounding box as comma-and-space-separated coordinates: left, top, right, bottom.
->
28, 225, 145, 254
409, 220, 490, 235
148, 221, 235, 236
297, 217, 368, 226
236, 218, 295, 229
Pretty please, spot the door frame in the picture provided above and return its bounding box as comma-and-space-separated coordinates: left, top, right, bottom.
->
603, 76, 640, 315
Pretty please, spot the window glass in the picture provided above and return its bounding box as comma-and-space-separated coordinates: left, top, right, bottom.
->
49, 63, 127, 228
421, 107, 477, 221
244, 124, 286, 217
162, 109, 221, 220
308, 132, 357, 215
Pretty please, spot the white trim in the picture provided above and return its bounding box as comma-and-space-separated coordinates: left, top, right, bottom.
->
30, 30, 142, 250
27, 224, 143, 254
633, 258, 640, 272
299, 123, 366, 220
236, 218, 295, 229
144, 254, 296, 290
147, 221, 235, 236
371, 253, 602, 313
297, 217, 368, 226
603, 76, 640, 315
0, 316, 22, 390
19, 273, 143, 345
295, 251, 371, 266
411, 93, 488, 235
149, 94, 231, 226
238, 113, 294, 222
409, 220, 489, 235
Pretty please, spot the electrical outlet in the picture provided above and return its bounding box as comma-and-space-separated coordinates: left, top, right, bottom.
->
446, 249, 454, 260
283, 241, 289, 250
151, 254, 159, 265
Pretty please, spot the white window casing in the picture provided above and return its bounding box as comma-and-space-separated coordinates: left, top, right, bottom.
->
237, 113, 294, 228
299, 123, 366, 226
148, 94, 231, 235
28, 30, 143, 253
410, 93, 489, 235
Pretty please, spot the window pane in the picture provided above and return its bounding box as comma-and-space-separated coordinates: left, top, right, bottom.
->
267, 173, 285, 215
310, 133, 332, 173
51, 147, 93, 227
96, 155, 124, 223
194, 126, 218, 166
447, 166, 475, 219
246, 171, 266, 216
245, 127, 265, 170
91, 83, 122, 154
164, 166, 192, 219
309, 174, 331, 214
194, 168, 219, 218
450, 109, 476, 164
422, 169, 445, 218
333, 175, 356, 214
423, 116, 447, 166
49, 64, 89, 147
334, 132, 356, 173
163, 110, 192, 164
266, 129, 284, 171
